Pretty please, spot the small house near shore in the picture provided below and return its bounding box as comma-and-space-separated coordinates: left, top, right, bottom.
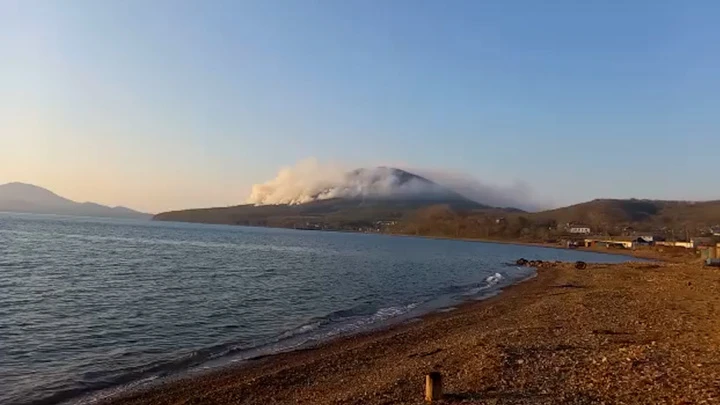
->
692, 237, 717, 248
583, 238, 634, 249
655, 241, 694, 249
568, 225, 591, 234
583, 235, 665, 249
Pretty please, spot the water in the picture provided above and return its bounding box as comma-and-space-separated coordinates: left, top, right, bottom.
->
0, 213, 635, 405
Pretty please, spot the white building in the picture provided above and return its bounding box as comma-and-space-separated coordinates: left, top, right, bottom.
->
569, 226, 591, 234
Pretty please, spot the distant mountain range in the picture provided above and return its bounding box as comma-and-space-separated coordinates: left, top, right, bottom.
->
0, 182, 150, 219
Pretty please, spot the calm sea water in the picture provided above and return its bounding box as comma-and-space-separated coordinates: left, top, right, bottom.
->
0, 213, 634, 405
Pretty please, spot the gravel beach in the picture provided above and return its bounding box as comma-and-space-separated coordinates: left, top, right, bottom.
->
101, 257, 720, 404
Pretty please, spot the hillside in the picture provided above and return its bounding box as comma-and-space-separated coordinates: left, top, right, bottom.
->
0, 182, 150, 219
154, 164, 720, 240
393, 198, 720, 241
155, 167, 495, 229
247, 166, 479, 206
154, 197, 720, 239
154, 197, 490, 230
530, 199, 720, 230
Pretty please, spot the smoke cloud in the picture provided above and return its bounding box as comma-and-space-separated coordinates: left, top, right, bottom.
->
410, 169, 542, 211
247, 158, 447, 205
247, 159, 345, 205
247, 158, 542, 210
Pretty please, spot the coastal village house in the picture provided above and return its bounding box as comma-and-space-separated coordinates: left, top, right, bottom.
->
634, 235, 665, 244
582, 235, 663, 249
568, 226, 591, 234
711, 226, 720, 236
583, 238, 634, 249
656, 241, 694, 249
691, 237, 717, 248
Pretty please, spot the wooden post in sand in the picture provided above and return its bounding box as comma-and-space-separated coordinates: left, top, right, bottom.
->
425, 371, 442, 402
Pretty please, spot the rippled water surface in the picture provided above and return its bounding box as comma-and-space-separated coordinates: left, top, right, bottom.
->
0, 213, 634, 405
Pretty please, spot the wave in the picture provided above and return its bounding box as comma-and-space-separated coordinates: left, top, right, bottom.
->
486, 272, 503, 285
458, 272, 504, 296
277, 302, 420, 344
276, 271, 513, 345
65, 270, 522, 405
65, 303, 421, 405
66, 342, 251, 405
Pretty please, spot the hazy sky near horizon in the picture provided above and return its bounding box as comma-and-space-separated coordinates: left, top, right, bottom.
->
2, 1, 719, 213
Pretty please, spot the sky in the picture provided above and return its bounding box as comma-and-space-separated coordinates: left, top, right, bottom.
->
1, 0, 719, 213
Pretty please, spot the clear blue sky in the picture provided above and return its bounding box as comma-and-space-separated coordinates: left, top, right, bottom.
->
2, 0, 718, 212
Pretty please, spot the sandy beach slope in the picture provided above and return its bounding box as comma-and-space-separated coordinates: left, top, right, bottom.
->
102, 259, 720, 404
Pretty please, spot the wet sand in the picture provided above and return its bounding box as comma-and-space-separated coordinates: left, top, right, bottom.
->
102, 258, 720, 404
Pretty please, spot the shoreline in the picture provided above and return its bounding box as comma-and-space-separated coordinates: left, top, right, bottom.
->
154, 219, 696, 263
82, 263, 540, 405
386, 232, 699, 263
91, 252, 714, 405
95, 265, 549, 405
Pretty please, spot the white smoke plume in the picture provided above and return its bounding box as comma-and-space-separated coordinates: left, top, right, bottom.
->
247, 158, 542, 210
410, 169, 542, 211
247, 158, 446, 205
247, 159, 345, 205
